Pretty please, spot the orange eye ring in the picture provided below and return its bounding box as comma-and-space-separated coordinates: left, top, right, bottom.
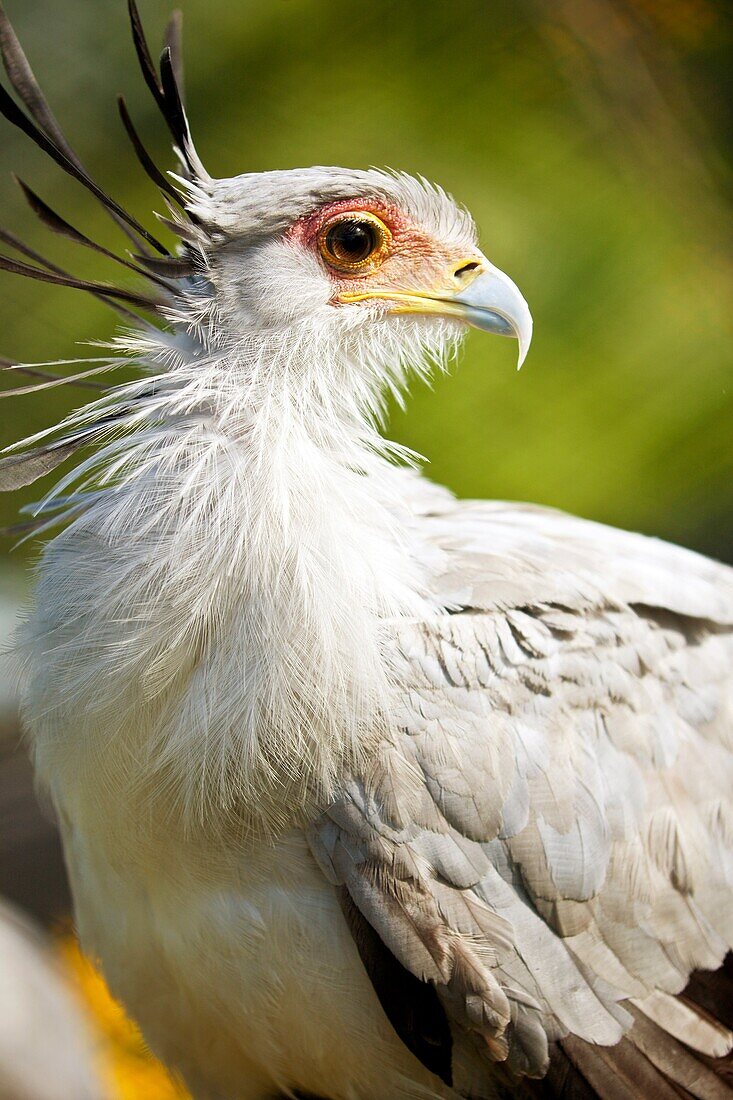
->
318, 211, 392, 275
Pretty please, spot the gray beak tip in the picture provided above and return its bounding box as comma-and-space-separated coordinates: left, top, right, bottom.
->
452, 265, 533, 369
516, 318, 533, 370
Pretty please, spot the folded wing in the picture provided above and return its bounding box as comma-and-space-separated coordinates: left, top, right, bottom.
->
308, 496, 733, 1096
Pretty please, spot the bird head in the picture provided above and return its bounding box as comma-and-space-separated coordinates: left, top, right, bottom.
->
185, 166, 532, 383
0, 2, 532, 497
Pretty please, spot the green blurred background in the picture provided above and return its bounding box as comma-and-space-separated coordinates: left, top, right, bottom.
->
1, 0, 732, 574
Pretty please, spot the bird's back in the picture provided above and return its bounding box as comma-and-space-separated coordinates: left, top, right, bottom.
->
308, 486, 733, 1096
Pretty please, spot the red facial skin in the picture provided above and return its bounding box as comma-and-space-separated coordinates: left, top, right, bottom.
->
287, 198, 465, 304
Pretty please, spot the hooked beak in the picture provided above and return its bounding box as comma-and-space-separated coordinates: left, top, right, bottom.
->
340, 259, 533, 368
441, 265, 533, 369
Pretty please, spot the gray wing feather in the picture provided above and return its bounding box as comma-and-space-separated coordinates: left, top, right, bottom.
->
308, 494, 733, 1088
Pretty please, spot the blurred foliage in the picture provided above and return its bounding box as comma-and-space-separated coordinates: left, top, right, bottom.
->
0, 0, 731, 560
58, 931, 190, 1099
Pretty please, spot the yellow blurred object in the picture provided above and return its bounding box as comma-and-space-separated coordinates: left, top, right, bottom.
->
57, 932, 191, 1100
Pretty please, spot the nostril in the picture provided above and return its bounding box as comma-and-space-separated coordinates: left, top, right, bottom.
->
453, 260, 481, 282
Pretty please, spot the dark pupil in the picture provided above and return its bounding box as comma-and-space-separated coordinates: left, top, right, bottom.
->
326, 220, 377, 264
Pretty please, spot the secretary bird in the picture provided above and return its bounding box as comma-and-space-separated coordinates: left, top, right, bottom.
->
1, 5, 732, 1098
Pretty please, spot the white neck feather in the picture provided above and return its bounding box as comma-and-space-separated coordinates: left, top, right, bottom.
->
24, 322, 445, 835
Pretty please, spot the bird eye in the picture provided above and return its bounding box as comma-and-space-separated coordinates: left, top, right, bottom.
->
319, 212, 391, 274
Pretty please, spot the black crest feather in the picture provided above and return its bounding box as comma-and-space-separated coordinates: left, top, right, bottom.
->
127, 0, 166, 113
0, 443, 84, 493
15, 177, 179, 293
0, 1, 209, 507
0, 0, 171, 255
164, 11, 185, 104
0, 252, 162, 310
117, 95, 186, 209
0, 0, 208, 386
0, 80, 168, 256
127, 0, 197, 175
